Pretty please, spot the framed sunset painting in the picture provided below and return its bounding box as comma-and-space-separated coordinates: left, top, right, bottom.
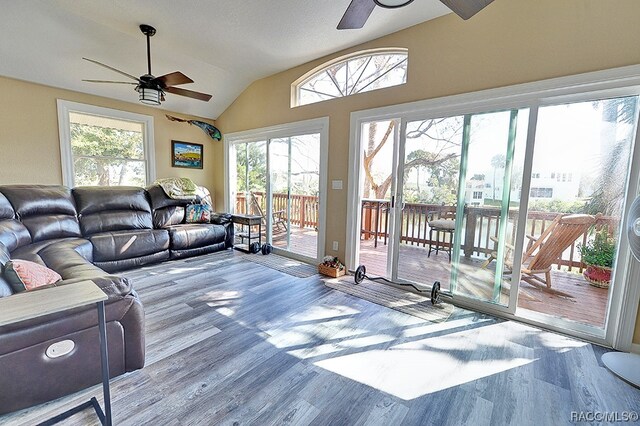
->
171, 140, 203, 169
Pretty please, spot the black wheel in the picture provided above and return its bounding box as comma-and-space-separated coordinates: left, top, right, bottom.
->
431, 281, 441, 305
250, 242, 261, 254
354, 265, 366, 284
261, 243, 273, 255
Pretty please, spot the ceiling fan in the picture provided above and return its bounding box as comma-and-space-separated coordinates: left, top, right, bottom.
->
338, 0, 494, 30
83, 24, 212, 105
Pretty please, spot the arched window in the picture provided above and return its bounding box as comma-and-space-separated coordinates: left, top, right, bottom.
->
293, 48, 408, 107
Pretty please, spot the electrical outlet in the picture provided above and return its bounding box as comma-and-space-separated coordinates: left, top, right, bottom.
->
332, 241, 339, 251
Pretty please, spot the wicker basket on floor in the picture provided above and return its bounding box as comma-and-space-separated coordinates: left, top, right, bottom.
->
318, 263, 346, 278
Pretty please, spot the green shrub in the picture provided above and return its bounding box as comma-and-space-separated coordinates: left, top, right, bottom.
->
528, 199, 587, 214
578, 229, 616, 268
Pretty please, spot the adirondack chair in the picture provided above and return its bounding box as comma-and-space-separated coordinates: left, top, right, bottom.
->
482, 213, 598, 292
250, 192, 288, 232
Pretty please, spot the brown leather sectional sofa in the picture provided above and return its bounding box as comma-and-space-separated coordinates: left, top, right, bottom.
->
0, 184, 233, 414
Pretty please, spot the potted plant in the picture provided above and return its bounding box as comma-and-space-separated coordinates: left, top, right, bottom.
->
318, 256, 346, 278
578, 229, 616, 289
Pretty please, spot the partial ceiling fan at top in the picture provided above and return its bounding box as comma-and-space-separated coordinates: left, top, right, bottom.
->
338, 0, 495, 30
83, 24, 212, 105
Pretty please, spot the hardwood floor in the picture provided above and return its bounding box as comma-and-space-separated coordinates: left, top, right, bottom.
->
2, 250, 638, 425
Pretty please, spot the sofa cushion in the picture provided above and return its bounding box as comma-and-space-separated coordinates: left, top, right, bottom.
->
167, 223, 226, 250
0, 219, 31, 252
0, 192, 15, 220
170, 243, 227, 260
153, 206, 186, 228
0, 276, 12, 298
11, 238, 90, 266
147, 184, 194, 209
95, 251, 170, 273
0, 185, 81, 242
73, 187, 153, 235
0, 242, 9, 268
89, 229, 170, 262
0, 192, 31, 252
4, 259, 62, 292
147, 185, 189, 227
0, 243, 13, 298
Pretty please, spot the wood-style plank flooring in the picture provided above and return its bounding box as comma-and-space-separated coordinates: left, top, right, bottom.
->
2, 250, 638, 426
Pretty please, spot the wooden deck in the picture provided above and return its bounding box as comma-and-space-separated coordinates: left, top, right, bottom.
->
234, 224, 318, 259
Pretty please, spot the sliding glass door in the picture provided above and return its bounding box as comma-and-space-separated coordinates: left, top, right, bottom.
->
269, 134, 321, 259
395, 116, 463, 292
227, 119, 327, 263
517, 96, 638, 329
389, 109, 528, 310
350, 83, 640, 343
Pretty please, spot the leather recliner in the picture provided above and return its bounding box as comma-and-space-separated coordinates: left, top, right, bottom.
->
73, 186, 171, 272
0, 183, 233, 415
147, 184, 233, 259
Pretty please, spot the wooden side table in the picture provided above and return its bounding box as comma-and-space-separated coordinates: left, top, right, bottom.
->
231, 214, 262, 253
0, 281, 112, 426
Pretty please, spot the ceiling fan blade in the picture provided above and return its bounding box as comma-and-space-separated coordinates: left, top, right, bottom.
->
82, 58, 142, 82
440, 0, 494, 20
164, 86, 212, 102
154, 71, 194, 88
338, 0, 376, 30
83, 79, 138, 85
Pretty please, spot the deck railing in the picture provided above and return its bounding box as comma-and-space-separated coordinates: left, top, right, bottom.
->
235, 193, 617, 271
235, 192, 319, 229
362, 201, 617, 272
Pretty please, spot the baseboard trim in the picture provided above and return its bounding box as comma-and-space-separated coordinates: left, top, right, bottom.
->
631, 343, 640, 354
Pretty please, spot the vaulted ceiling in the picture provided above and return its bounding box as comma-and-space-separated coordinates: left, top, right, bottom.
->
0, 1, 453, 119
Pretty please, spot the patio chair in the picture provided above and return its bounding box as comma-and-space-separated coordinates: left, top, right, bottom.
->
250, 192, 288, 232
427, 206, 456, 262
481, 213, 598, 293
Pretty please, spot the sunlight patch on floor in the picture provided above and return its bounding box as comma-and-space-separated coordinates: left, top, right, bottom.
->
283, 334, 398, 360
311, 322, 544, 400
401, 316, 493, 338
165, 266, 207, 274
266, 319, 373, 350
289, 305, 361, 322
314, 348, 535, 400
214, 307, 236, 317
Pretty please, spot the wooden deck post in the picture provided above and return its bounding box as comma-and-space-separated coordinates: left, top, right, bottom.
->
464, 208, 477, 258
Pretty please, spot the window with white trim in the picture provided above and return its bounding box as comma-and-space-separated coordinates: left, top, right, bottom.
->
57, 100, 155, 187
293, 49, 408, 107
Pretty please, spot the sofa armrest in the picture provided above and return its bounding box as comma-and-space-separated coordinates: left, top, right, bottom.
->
212, 213, 234, 248
211, 212, 232, 225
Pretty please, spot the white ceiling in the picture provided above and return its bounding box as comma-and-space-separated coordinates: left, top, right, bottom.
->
0, 1, 452, 119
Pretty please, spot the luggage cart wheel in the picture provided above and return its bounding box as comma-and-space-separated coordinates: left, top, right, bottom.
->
354, 265, 366, 284
431, 281, 441, 305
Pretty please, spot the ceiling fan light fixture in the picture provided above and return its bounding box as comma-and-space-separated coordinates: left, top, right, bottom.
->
373, 0, 414, 9
139, 87, 162, 105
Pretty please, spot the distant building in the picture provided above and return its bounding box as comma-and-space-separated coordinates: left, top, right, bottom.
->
480, 168, 582, 203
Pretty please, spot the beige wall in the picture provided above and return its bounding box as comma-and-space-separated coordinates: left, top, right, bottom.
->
214, 0, 640, 343
0, 75, 217, 196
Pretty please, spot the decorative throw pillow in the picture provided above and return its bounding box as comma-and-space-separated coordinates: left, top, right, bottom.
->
185, 203, 211, 223
3, 260, 62, 292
